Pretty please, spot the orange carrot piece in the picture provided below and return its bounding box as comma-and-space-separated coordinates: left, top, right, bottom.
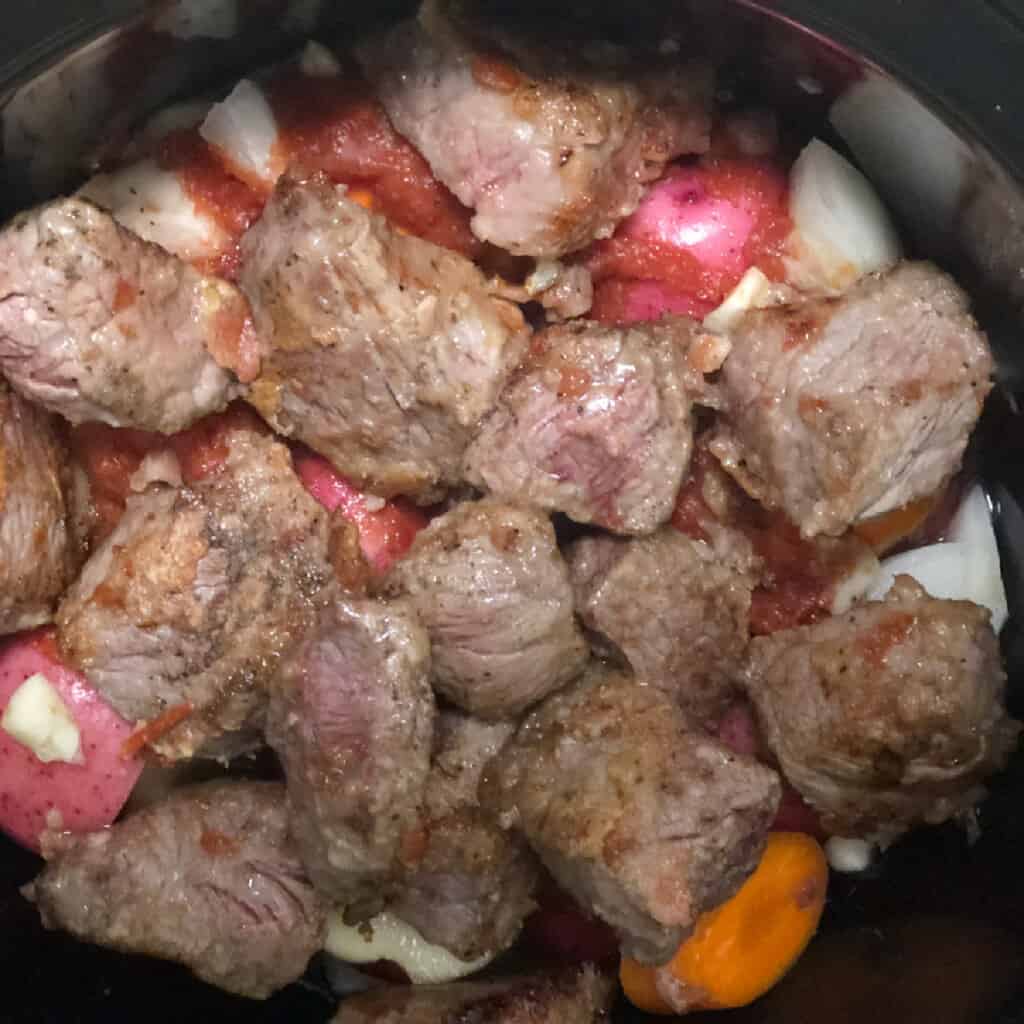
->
621, 832, 828, 1015
853, 496, 935, 554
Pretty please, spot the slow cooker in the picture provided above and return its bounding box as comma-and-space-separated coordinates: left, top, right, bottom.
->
2, 2, 1023, 1021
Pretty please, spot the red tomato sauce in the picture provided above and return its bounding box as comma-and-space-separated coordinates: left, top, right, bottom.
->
157, 129, 266, 279
70, 404, 268, 543
267, 70, 480, 258
671, 447, 858, 635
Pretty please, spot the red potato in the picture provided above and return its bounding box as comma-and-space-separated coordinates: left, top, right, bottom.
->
0, 629, 142, 852
292, 447, 429, 574
586, 157, 791, 325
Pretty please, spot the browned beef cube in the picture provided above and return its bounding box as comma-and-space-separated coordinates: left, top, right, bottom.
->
266, 594, 435, 914
569, 526, 758, 724
745, 575, 1020, 842
710, 262, 993, 537
57, 428, 332, 760
239, 171, 528, 501
0, 198, 250, 432
465, 319, 727, 535
486, 666, 780, 964
27, 781, 326, 999
384, 499, 587, 718
356, 1, 711, 259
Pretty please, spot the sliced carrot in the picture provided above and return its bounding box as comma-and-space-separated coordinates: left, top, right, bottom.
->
120, 703, 193, 760
853, 496, 935, 554
620, 832, 828, 1015
620, 957, 672, 1015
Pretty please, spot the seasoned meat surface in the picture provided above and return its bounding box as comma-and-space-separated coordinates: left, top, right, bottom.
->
569, 526, 758, 724
0, 380, 81, 634
266, 594, 434, 914
486, 667, 780, 964
27, 781, 325, 999
240, 171, 528, 500
334, 964, 615, 1023
711, 262, 993, 537
465, 319, 727, 535
57, 429, 331, 760
0, 198, 248, 432
389, 710, 537, 959
745, 576, 1019, 842
356, 1, 712, 258
424, 711, 516, 819
384, 499, 587, 718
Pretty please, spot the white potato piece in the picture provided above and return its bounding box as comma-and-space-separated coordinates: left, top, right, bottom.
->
785, 139, 902, 294
868, 485, 1008, 631
79, 159, 229, 264
325, 910, 495, 985
1, 673, 82, 765
200, 79, 282, 188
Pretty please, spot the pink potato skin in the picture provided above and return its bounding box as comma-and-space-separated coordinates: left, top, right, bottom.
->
621, 165, 758, 277
588, 158, 790, 325
293, 447, 428, 574
0, 629, 142, 852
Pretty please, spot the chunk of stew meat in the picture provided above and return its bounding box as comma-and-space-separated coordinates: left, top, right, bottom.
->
486, 666, 781, 964
383, 499, 588, 719
27, 781, 326, 999
744, 576, 1019, 843
0, 380, 82, 634
333, 964, 615, 1024
710, 262, 993, 537
569, 526, 759, 725
0, 198, 252, 432
356, 0, 712, 258
56, 428, 332, 761
265, 594, 434, 915
388, 710, 538, 960
239, 170, 528, 501
464, 318, 728, 535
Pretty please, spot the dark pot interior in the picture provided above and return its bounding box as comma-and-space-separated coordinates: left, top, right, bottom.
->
2, 2, 1024, 1021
